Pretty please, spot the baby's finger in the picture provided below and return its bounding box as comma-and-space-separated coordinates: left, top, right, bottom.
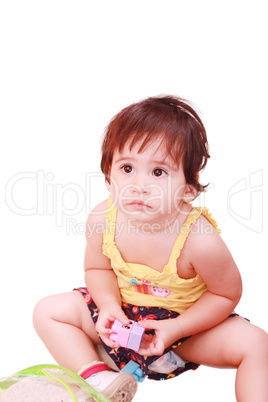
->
138, 345, 154, 356
95, 322, 108, 336
148, 343, 163, 356
100, 332, 121, 349
138, 319, 159, 330
139, 334, 153, 347
138, 335, 155, 356
113, 310, 130, 325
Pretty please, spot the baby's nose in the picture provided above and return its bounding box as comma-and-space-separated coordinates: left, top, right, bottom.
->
130, 182, 150, 195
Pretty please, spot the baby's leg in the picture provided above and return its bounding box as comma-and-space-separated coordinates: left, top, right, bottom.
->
33, 291, 138, 401
33, 291, 101, 372
176, 316, 268, 402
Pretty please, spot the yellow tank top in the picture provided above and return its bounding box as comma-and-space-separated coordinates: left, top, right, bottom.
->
102, 197, 221, 314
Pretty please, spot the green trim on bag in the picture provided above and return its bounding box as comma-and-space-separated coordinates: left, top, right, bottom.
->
0, 364, 111, 402
41, 369, 78, 401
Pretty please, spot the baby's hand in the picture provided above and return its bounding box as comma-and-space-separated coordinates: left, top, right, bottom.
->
95, 302, 129, 348
137, 318, 182, 356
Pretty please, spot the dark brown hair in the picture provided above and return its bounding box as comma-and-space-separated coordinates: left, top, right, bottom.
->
101, 95, 210, 195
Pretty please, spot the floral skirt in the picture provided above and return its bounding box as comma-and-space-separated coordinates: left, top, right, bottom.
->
74, 287, 200, 381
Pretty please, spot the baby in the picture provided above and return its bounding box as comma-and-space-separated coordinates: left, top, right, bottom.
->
33, 95, 268, 401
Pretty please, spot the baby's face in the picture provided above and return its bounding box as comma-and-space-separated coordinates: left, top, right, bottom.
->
108, 139, 188, 225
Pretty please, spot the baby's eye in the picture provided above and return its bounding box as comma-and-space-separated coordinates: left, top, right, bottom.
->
122, 164, 133, 174
152, 168, 167, 177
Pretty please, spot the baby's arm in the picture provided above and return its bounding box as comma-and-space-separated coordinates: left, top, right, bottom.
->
175, 219, 242, 332
139, 217, 242, 355
84, 201, 129, 347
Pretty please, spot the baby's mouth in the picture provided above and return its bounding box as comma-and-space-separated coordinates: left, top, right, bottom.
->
128, 200, 152, 210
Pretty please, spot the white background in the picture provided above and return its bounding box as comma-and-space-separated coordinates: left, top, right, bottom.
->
0, 1, 267, 401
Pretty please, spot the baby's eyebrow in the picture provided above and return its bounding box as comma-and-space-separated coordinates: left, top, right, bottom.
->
153, 160, 171, 167
114, 156, 135, 164
149, 159, 174, 171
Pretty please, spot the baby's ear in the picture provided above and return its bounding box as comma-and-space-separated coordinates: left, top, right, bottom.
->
182, 185, 197, 203
182, 174, 200, 202
105, 178, 111, 192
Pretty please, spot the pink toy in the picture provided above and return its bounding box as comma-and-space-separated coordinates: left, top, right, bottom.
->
110, 320, 145, 351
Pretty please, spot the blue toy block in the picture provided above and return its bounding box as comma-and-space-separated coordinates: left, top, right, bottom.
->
121, 361, 145, 383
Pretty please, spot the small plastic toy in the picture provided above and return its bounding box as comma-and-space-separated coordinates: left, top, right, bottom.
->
109, 319, 145, 351
120, 361, 144, 383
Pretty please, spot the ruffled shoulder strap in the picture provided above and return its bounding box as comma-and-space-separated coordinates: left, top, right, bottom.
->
197, 207, 221, 234
102, 197, 117, 258
167, 207, 221, 269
